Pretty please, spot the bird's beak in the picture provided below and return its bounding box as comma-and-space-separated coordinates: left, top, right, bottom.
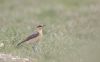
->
42, 24, 46, 27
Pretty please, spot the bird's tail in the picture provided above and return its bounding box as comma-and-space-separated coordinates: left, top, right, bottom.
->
16, 40, 25, 46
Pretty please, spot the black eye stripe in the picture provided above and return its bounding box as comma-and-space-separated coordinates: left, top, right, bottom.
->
37, 25, 43, 27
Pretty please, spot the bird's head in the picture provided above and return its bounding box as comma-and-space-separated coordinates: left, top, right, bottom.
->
36, 24, 45, 31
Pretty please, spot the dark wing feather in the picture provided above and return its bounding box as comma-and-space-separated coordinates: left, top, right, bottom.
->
17, 32, 39, 46
23, 32, 39, 41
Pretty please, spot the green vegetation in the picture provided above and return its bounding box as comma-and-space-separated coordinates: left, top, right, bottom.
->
0, 0, 100, 62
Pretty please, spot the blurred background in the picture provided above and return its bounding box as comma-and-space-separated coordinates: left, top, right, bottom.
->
0, 0, 100, 62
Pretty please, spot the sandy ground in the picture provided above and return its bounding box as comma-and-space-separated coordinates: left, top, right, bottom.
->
0, 53, 36, 62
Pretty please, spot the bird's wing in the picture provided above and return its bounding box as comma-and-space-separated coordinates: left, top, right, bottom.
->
17, 32, 39, 46
23, 31, 39, 41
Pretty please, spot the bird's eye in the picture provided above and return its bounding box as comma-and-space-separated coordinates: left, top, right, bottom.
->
37, 25, 42, 28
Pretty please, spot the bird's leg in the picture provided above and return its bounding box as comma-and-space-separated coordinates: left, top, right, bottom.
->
32, 45, 36, 52
32, 43, 38, 53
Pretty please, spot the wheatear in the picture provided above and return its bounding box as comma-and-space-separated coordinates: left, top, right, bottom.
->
17, 25, 44, 47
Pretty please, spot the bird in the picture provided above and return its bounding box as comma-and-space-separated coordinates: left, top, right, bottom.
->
17, 25, 44, 47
